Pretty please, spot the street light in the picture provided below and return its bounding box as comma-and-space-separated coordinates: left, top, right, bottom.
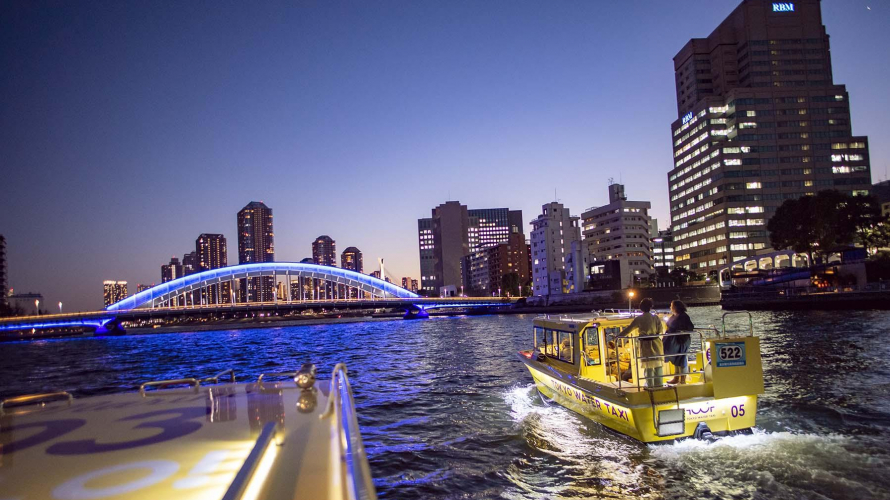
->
627, 291, 635, 311
35, 299, 40, 316
58, 302, 63, 314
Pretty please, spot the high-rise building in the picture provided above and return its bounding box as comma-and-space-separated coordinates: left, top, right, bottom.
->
0, 235, 7, 309
103, 281, 128, 307
410, 279, 419, 293
582, 183, 654, 288
161, 256, 183, 283
196, 234, 230, 304
136, 284, 152, 294
340, 247, 362, 272
418, 202, 523, 294
653, 229, 676, 271
530, 202, 581, 296
182, 251, 198, 275
238, 201, 274, 302
461, 232, 530, 296
311, 236, 337, 299
312, 236, 337, 266
341, 247, 363, 298
670, 0, 872, 276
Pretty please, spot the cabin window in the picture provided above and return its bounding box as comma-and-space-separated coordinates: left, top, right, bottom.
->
583, 328, 601, 366
557, 330, 573, 363
538, 329, 558, 356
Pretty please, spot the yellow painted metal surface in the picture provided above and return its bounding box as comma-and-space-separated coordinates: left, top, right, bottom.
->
709, 336, 765, 400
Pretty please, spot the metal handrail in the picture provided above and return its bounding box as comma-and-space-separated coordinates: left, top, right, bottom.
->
722, 311, 754, 337
202, 369, 236, 384
139, 378, 200, 395
220, 422, 281, 500
606, 329, 716, 390
320, 364, 377, 500
0, 391, 73, 412
257, 372, 297, 384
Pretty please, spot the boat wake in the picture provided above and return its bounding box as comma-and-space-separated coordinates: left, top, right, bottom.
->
501, 384, 656, 499
651, 428, 890, 499
504, 383, 890, 499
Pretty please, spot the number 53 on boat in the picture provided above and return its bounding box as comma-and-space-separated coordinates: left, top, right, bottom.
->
518, 311, 764, 442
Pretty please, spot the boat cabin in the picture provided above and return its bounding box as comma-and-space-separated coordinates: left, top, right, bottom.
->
531, 311, 705, 388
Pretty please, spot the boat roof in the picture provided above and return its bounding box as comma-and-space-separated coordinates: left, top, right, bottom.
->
533, 310, 667, 330
0, 377, 352, 500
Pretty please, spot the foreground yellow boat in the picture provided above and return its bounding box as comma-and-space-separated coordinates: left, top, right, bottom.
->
518, 311, 764, 442
0, 363, 376, 500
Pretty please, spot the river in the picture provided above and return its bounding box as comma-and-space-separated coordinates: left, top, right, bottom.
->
1, 307, 888, 499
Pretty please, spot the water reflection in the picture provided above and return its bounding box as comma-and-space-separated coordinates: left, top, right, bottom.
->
1, 309, 889, 498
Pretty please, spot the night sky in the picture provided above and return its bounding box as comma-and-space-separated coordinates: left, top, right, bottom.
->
1, 1, 887, 312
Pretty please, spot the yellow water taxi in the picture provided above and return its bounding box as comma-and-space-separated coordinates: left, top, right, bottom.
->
518, 311, 764, 442
0, 363, 376, 500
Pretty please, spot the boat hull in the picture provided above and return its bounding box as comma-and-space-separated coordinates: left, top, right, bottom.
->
521, 356, 757, 443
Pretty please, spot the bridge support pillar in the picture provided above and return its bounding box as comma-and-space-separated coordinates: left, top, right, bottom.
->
403, 305, 429, 320
95, 319, 126, 336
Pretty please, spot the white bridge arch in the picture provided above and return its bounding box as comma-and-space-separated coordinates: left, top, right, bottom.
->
107, 262, 418, 311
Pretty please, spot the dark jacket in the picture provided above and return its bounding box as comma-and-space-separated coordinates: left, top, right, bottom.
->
666, 312, 694, 333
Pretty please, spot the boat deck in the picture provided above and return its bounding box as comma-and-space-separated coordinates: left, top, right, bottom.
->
0, 376, 362, 500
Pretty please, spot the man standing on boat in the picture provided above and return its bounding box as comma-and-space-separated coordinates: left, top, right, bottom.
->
617, 298, 665, 387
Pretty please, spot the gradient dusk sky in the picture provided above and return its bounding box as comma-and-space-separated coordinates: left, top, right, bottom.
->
1, 1, 887, 311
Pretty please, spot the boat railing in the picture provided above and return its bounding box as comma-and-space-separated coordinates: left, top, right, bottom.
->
320, 364, 377, 500
605, 327, 718, 390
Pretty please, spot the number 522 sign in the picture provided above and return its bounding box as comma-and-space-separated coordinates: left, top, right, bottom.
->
714, 342, 747, 367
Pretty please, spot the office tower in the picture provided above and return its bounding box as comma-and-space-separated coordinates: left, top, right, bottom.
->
237, 201, 274, 302
670, 0, 872, 276
401, 277, 412, 290
582, 183, 655, 288
410, 279, 419, 293
161, 257, 183, 283
461, 232, 530, 296
0, 235, 6, 309
103, 281, 128, 307
418, 201, 523, 294
196, 234, 230, 304
182, 251, 198, 275
653, 229, 676, 271
136, 284, 151, 293
530, 202, 581, 296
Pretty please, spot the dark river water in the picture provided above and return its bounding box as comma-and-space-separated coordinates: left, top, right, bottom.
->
1, 307, 889, 499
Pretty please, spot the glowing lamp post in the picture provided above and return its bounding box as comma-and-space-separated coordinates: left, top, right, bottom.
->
58, 302, 63, 314
35, 299, 40, 316
627, 291, 634, 311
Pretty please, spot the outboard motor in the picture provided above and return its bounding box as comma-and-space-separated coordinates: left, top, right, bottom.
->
693, 422, 717, 441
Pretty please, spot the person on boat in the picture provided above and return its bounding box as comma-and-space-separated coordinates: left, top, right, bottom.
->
664, 300, 694, 384
559, 338, 572, 362
617, 298, 665, 387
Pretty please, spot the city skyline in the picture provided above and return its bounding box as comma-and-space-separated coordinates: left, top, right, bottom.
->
1, 1, 888, 311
